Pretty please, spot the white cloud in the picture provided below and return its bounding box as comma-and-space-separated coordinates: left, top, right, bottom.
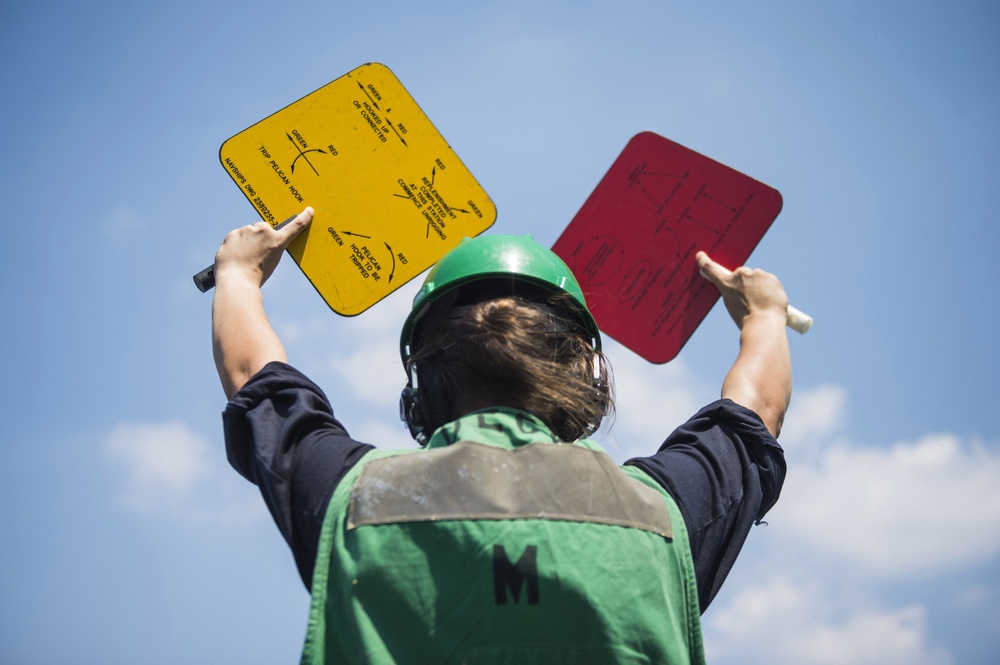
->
353, 281, 422, 336
600, 358, 847, 464
103, 421, 265, 524
350, 418, 416, 451
727, 383, 1000, 576
104, 422, 211, 502
779, 383, 848, 452
326, 306, 410, 416
329, 337, 407, 407
266, 286, 419, 446
705, 577, 953, 665
321, 284, 430, 427
772, 432, 1000, 575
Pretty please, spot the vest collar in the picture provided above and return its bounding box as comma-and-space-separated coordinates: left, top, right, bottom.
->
424, 408, 564, 449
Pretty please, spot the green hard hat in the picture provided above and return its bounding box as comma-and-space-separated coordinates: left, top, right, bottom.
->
400, 235, 601, 364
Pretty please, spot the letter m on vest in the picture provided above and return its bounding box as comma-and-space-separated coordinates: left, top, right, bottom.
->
493, 545, 539, 605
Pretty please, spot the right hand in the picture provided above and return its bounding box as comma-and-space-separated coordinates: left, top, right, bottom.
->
213, 207, 313, 288
696, 251, 789, 330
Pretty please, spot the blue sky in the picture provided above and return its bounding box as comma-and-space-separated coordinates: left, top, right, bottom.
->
1, 1, 998, 662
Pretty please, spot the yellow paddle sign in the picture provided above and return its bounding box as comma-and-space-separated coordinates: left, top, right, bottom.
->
219, 63, 497, 315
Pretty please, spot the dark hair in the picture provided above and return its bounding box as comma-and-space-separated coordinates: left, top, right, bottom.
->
409, 295, 614, 441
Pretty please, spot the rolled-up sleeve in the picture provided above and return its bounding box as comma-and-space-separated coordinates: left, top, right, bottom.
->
223, 361, 374, 587
626, 399, 786, 611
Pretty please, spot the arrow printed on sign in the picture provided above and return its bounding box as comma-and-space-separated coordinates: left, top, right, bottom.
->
384, 116, 408, 147
286, 133, 325, 176
342, 230, 371, 239
358, 81, 380, 110
385, 242, 396, 283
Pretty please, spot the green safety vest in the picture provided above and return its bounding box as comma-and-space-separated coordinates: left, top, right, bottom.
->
301, 408, 705, 664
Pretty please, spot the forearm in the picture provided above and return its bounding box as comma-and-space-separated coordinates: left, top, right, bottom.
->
208, 210, 312, 399
720, 310, 791, 438
212, 273, 288, 400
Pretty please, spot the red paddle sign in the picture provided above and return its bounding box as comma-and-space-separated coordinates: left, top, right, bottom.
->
553, 132, 783, 363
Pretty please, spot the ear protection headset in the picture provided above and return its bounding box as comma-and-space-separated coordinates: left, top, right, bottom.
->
399, 361, 437, 444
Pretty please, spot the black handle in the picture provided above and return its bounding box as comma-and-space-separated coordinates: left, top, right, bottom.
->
193, 214, 300, 293
193, 264, 216, 292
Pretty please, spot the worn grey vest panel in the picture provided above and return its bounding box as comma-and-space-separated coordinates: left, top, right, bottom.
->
348, 440, 672, 538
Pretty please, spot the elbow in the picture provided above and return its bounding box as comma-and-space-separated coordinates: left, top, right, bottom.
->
761, 398, 789, 439
744, 393, 790, 440
722, 376, 791, 439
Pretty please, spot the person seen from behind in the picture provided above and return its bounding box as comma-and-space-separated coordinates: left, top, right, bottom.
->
211, 206, 791, 663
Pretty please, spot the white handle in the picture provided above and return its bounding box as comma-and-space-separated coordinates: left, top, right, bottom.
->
786, 304, 813, 334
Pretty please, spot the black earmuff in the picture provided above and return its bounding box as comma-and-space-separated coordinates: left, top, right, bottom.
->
400, 360, 456, 444
400, 362, 427, 443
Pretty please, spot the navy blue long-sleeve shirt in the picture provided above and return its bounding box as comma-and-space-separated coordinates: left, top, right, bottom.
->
223, 361, 785, 612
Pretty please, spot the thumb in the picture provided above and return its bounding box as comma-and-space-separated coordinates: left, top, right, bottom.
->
695, 251, 732, 287
275, 206, 314, 247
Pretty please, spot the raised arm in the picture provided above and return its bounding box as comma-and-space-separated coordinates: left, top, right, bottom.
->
212, 207, 313, 399
696, 251, 792, 438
